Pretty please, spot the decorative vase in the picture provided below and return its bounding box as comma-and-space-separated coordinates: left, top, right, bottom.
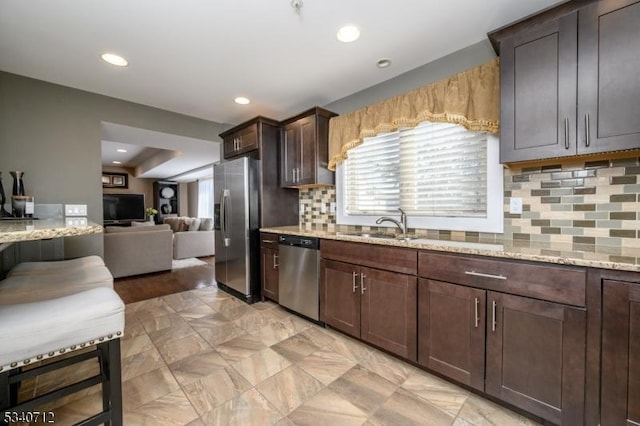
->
10, 171, 25, 196
0, 172, 11, 217
148, 215, 155, 223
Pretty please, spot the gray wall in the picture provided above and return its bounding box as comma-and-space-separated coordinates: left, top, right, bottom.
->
324, 40, 496, 114
0, 71, 226, 258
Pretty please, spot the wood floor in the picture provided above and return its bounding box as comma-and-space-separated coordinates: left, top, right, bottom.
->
114, 256, 216, 304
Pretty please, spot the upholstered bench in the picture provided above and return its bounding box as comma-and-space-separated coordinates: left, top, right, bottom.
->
0, 264, 114, 305
0, 257, 124, 425
6, 255, 106, 277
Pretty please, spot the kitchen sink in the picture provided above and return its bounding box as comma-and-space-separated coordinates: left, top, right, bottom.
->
340, 232, 420, 241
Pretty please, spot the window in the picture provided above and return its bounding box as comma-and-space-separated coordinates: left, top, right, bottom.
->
337, 121, 503, 233
197, 177, 214, 219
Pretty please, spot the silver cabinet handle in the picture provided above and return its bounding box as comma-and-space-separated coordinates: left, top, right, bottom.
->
262, 239, 274, 243
273, 254, 278, 269
360, 274, 366, 295
474, 297, 479, 328
465, 271, 507, 280
492, 300, 497, 332
352, 271, 359, 293
585, 113, 591, 147
564, 118, 570, 150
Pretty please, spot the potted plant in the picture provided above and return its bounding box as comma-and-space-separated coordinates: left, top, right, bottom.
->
145, 207, 158, 222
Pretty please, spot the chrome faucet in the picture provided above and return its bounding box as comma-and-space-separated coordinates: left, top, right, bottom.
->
375, 208, 407, 236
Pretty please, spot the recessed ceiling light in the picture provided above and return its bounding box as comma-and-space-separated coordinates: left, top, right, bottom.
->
112, 161, 122, 165
234, 97, 250, 105
377, 58, 392, 68
101, 53, 128, 67
116, 148, 127, 153
337, 25, 360, 43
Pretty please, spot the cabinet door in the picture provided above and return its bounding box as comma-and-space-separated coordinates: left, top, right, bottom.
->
297, 114, 316, 185
360, 267, 417, 361
237, 124, 258, 153
499, 13, 578, 163
280, 123, 299, 187
223, 135, 237, 159
320, 259, 360, 338
601, 280, 640, 425
418, 279, 485, 391
261, 247, 279, 302
486, 292, 586, 425
578, 0, 640, 155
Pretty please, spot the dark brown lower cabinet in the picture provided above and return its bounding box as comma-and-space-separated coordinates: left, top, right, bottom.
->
320, 259, 417, 361
486, 291, 586, 425
320, 259, 360, 337
418, 279, 486, 391
260, 233, 280, 302
601, 279, 640, 425
260, 246, 279, 302
418, 280, 586, 425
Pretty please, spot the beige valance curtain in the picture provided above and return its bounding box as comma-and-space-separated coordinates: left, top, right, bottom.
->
328, 58, 500, 171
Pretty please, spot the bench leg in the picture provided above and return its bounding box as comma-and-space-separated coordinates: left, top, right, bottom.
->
99, 340, 122, 426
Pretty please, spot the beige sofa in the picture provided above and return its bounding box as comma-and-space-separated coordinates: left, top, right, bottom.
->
103, 224, 173, 278
164, 217, 215, 260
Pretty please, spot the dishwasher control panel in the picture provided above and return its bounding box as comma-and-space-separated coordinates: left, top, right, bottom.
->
278, 234, 320, 250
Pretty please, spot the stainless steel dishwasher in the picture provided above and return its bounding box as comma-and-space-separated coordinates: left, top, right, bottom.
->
278, 234, 320, 321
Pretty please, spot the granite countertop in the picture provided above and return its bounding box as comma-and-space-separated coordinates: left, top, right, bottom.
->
261, 225, 640, 273
0, 219, 103, 244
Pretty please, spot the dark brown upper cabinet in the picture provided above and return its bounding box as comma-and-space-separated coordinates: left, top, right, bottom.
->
279, 107, 337, 188
490, 0, 640, 163
221, 121, 259, 159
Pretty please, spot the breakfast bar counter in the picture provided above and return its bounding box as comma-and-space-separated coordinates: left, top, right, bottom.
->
0, 219, 103, 244
261, 225, 640, 272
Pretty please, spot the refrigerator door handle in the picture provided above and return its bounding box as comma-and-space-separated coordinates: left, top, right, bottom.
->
221, 189, 231, 247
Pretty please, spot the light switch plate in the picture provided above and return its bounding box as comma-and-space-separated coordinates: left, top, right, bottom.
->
66, 217, 87, 227
65, 204, 87, 216
509, 197, 523, 214
330, 202, 336, 213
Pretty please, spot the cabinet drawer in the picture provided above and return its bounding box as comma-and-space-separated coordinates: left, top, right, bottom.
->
260, 232, 279, 249
419, 251, 586, 307
321, 239, 417, 275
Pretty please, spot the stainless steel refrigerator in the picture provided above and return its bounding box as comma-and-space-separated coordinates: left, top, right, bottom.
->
214, 156, 260, 303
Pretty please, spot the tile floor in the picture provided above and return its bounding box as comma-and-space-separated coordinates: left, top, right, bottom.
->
24, 285, 542, 425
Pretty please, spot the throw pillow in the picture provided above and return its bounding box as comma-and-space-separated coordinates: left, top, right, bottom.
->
188, 218, 202, 231
178, 217, 192, 232
163, 217, 181, 233
199, 218, 213, 231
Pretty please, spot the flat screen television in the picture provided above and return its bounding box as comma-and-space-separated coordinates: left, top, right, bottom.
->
103, 193, 146, 224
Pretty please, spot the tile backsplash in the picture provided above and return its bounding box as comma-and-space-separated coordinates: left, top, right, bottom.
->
299, 155, 640, 248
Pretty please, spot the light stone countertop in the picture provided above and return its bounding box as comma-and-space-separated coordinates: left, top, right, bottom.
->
261, 225, 640, 273
0, 219, 103, 244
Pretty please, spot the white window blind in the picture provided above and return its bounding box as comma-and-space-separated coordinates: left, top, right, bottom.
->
197, 177, 214, 219
344, 121, 488, 218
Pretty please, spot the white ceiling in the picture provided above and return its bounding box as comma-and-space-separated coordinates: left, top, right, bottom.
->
101, 123, 219, 182
1, 0, 563, 180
